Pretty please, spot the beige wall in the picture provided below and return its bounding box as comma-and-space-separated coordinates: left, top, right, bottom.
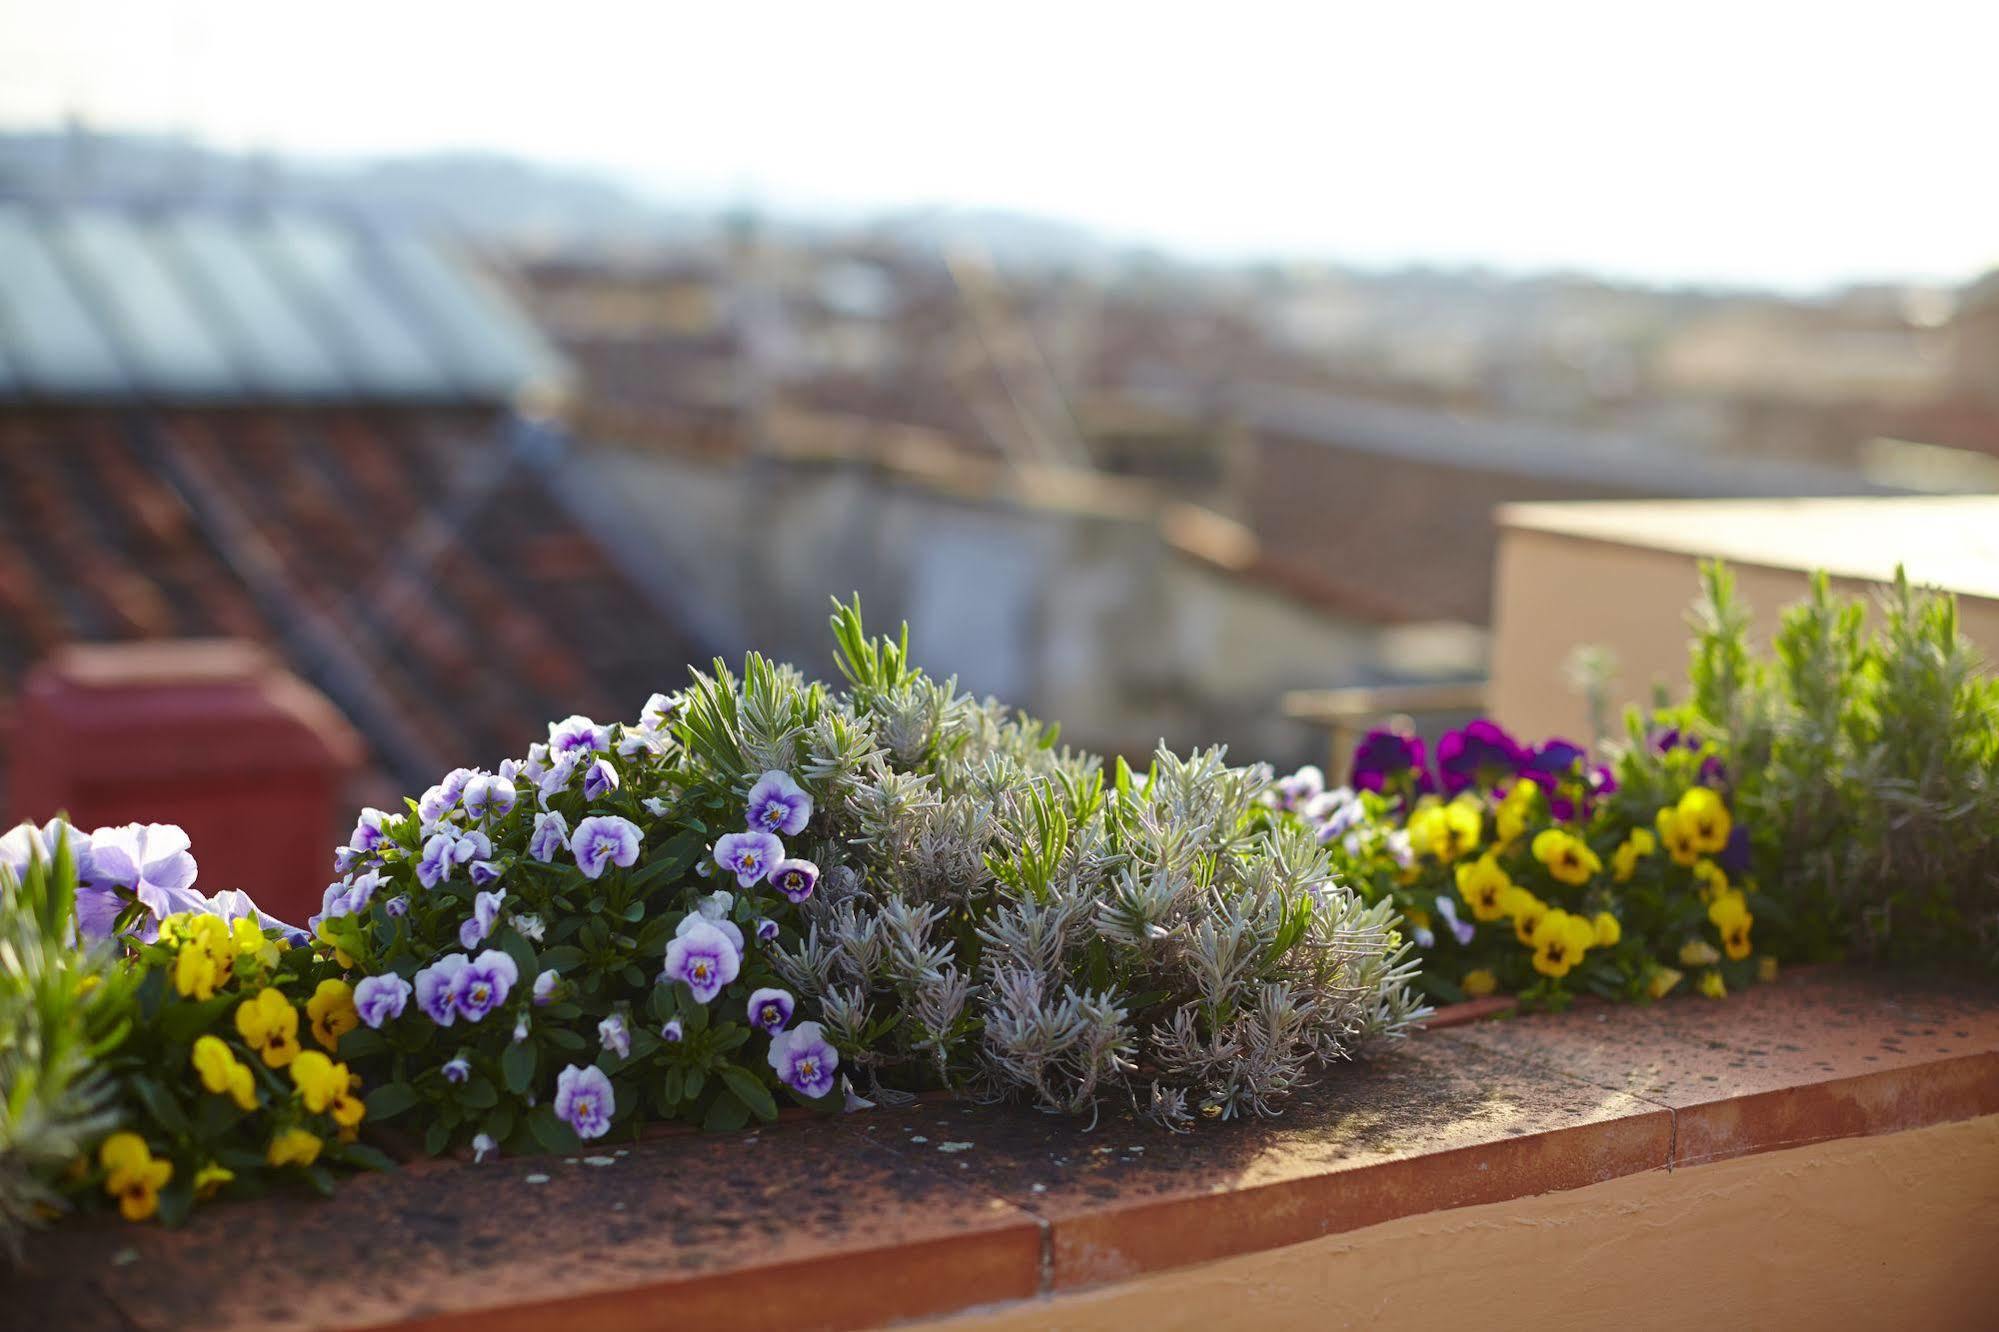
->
918, 1113, 1999, 1332
1488, 527, 1999, 744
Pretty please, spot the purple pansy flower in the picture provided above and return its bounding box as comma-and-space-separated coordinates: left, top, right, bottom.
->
598, 1014, 631, 1059
745, 770, 813, 836
332, 846, 359, 874
548, 715, 611, 756
1523, 738, 1587, 782
532, 968, 559, 1005
354, 973, 413, 1028
755, 917, 780, 943
639, 691, 677, 730
1436, 721, 1526, 794
469, 860, 502, 888
415, 954, 469, 1026
747, 987, 795, 1034
459, 890, 506, 950
661, 1018, 684, 1042
462, 772, 518, 822
662, 917, 741, 1003
583, 757, 620, 800
82, 822, 203, 938
554, 1063, 615, 1140
442, 1055, 471, 1084
713, 830, 784, 888
571, 815, 643, 881
768, 858, 819, 904
1717, 824, 1753, 875
385, 894, 409, 919
1350, 730, 1432, 797
529, 811, 569, 863
456, 950, 518, 1022
767, 1021, 839, 1099
520, 743, 552, 783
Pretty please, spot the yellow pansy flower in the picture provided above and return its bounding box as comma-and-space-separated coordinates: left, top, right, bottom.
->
1691, 859, 1730, 902
1611, 828, 1656, 883
1592, 911, 1622, 947
98, 1133, 172, 1222
235, 987, 301, 1068
1499, 886, 1548, 945
1655, 807, 1700, 866
1530, 909, 1596, 978
168, 913, 236, 999
307, 979, 360, 1050
1645, 966, 1684, 1000
1676, 788, 1732, 855
1698, 970, 1728, 999
1495, 779, 1538, 847
1454, 854, 1514, 922
232, 916, 282, 970
267, 1128, 323, 1168
193, 1162, 235, 1200
1678, 938, 1721, 968
1462, 968, 1498, 998
1531, 828, 1601, 886
1409, 797, 1482, 863
1708, 893, 1754, 961
191, 1035, 258, 1112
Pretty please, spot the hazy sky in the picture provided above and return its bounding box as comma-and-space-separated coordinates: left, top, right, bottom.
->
3, 1, 1994, 290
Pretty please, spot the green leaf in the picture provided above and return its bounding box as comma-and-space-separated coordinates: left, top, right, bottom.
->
539, 944, 587, 973
131, 1075, 189, 1136
529, 1105, 582, 1154
702, 1088, 752, 1132
718, 1065, 778, 1122
482, 1102, 517, 1145
424, 1120, 452, 1157
364, 1082, 422, 1122
459, 1077, 499, 1110
502, 1042, 537, 1095
546, 1027, 586, 1051
336, 1143, 399, 1174
502, 932, 538, 985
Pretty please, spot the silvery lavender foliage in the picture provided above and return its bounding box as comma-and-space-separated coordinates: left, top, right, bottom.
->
690, 601, 1425, 1128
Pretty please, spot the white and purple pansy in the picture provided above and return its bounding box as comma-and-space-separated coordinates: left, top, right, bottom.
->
662, 917, 741, 1004
459, 889, 507, 949
1434, 894, 1476, 946
529, 811, 569, 863
583, 757, 620, 800
442, 1055, 471, 1084
768, 858, 819, 904
414, 954, 469, 1026
461, 771, 518, 822
767, 1021, 839, 1098
536, 750, 583, 806
598, 1013, 631, 1059
746, 986, 794, 1034
713, 830, 783, 888
745, 770, 812, 836
548, 714, 611, 757
554, 1063, 615, 1140
354, 973, 413, 1029
456, 950, 518, 1022
80, 822, 203, 940
532, 968, 559, 1006
571, 815, 643, 880
348, 808, 394, 853
417, 831, 479, 889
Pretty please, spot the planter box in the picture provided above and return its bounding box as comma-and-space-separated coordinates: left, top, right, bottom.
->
16, 967, 1999, 1331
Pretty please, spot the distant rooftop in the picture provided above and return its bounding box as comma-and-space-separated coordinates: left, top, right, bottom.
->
1499, 495, 1999, 602
0, 198, 569, 404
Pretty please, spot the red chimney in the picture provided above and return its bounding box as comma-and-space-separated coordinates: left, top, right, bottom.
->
7, 640, 363, 927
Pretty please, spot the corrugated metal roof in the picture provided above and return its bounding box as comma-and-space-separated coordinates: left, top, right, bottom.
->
0, 200, 568, 405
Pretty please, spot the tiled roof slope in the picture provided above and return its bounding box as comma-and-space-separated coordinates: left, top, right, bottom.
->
0, 407, 706, 795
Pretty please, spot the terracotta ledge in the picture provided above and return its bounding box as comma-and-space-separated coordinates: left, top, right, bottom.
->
14, 969, 1999, 1332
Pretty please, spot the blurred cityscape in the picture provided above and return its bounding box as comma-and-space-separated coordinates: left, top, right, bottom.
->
3, 126, 1997, 807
